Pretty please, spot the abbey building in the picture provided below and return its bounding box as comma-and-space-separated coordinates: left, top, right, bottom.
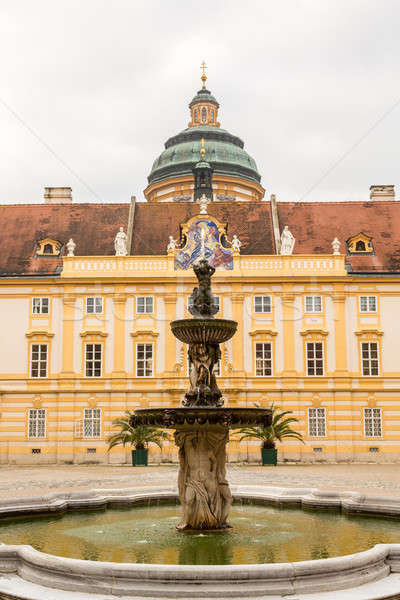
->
0, 71, 399, 464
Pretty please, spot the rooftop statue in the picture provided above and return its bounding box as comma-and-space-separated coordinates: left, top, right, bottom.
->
280, 225, 295, 255
114, 227, 128, 256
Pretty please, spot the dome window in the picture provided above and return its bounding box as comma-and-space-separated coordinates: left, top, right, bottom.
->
194, 109, 198, 123
201, 107, 207, 123
211, 109, 214, 123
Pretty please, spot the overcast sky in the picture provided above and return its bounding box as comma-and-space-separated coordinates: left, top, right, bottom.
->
1, 0, 399, 204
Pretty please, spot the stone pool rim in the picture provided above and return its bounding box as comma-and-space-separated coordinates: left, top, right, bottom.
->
0, 485, 400, 598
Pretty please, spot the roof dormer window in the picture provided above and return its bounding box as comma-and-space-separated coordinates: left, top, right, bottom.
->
36, 238, 62, 257
346, 233, 373, 254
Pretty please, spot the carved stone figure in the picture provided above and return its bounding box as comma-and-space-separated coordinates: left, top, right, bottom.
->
66, 238, 76, 257
185, 342, 222, 407
114, 227, 128, 256
175, 428, 232, 530
231, 234, 242, 252
189, 259, 218, 318
332, 237, 341, 255
167, 236, 178, 252
280, 225, 295, 255
199, 193, 209, 214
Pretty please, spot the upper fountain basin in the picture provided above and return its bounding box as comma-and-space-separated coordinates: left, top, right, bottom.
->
171, 318, 237, 344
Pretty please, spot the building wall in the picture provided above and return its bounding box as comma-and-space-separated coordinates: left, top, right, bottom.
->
0, 254, 398, 464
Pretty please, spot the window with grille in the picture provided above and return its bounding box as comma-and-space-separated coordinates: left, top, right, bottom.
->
136, 343, 153, 377
85, 343, 102, 377
28, 409, 46, 438
364, 408, 382, 437
201, 107, 207, 122
32, 297, 49, 314
361, 342, 379, 376
305, 296, 322, 313
254, 296, 272, 313
255, 342, 272, 376
306, 342, 324, 376
86, 297, 103, 314
30, 344, 48, 378
137, 297, 154, 314
359, 296, 377, 312
83, 408, 101, 438
308, 408, 326, 437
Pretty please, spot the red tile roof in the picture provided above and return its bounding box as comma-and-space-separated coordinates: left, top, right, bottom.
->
131, 201, 275, 256
0, 204, 129, 276
278, 201, 400, 273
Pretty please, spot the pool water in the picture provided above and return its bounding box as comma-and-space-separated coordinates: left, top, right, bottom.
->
0, 502, 399, 564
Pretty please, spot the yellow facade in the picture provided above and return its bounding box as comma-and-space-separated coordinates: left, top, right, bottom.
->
1, 247, 399, 465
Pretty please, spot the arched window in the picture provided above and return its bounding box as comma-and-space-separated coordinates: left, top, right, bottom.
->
356, 240, 366, 251
194, 109, 198, 123
43, 244, 53, 254
210, 109, 214, 122
201, 107, 207, 123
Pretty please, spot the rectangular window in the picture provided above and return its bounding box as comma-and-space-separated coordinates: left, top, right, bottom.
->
85, 343, 102, 377
255, 342, 272, 376
83, 408, 101, 438
361, 342, 379, 376
306, 342, 324, 376
86, 297, 103, 314
137, 296, 154, 314
359, 296, 377, 312
305, 296, 322, 313
254, 296, 272, 313
213, 359, 221, 376
30, 344, 48, 378
136, 343, 153, 377
28, 409, 46, 438
308, 408, 326, 437
364, 408, 382, 437
32, 297, 49, 314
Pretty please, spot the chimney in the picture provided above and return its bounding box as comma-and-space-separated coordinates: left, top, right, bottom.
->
44, 187, 72, 204
369, 185, 395, 201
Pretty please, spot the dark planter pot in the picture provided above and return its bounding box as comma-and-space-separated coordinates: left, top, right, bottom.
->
261, 447, 277, 466
131, 448, 148, 466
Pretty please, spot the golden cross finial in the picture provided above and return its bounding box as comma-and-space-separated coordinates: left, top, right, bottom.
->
200, 137, 206, 158
200, 60, 207, 89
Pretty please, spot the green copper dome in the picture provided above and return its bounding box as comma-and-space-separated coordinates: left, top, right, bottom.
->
148, 125, 261, 186
189, 87, 219, 107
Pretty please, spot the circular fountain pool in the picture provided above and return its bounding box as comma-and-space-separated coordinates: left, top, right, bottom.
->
1, 500, 400, 565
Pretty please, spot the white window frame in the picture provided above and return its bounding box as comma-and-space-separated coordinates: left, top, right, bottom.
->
30, 344, 48, 378
308, 407, 326, 437
359, 296, 377, 313
306, 342, 324, 376
83, 408, 101, 438
254, 342, 273, 376
361, 341, 380, 376
364, 407, 382, 437
213, 358, 221, 376
85, 343, 102, 377
86, 297, 103, 314
136, 343, 153, 377
28, 408, 46, 439
32, 297, 49, 315
136, 296, 154, 314
254, 296, 272, 313
305, 296, 322, 313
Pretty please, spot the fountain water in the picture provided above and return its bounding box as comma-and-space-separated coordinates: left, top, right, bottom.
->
131, 259, 271, 530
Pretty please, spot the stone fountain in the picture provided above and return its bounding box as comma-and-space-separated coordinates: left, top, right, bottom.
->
131, 259, 271, 530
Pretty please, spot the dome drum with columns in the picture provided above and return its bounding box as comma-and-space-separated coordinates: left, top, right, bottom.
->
144, 66, 265, 203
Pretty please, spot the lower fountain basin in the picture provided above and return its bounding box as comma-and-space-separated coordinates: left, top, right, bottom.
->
132, 407, 271, 429
170, 318, 237, 344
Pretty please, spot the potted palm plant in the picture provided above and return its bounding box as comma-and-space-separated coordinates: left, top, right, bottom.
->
236, 403, 304, 465
107, 412, 170, 466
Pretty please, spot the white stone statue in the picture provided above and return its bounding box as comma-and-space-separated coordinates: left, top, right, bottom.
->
167, 235, 178, 252
231, 234, 242, 252
332, 237, 341, 255
280, 225, 295, 255
199, 194, 209, 215
66, 238, 75, 257
114, 227, 128, 256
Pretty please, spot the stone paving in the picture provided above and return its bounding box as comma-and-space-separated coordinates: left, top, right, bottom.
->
0, 463, 400, 498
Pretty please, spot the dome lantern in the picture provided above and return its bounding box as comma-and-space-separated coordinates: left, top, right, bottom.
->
188, 62, 220, 128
